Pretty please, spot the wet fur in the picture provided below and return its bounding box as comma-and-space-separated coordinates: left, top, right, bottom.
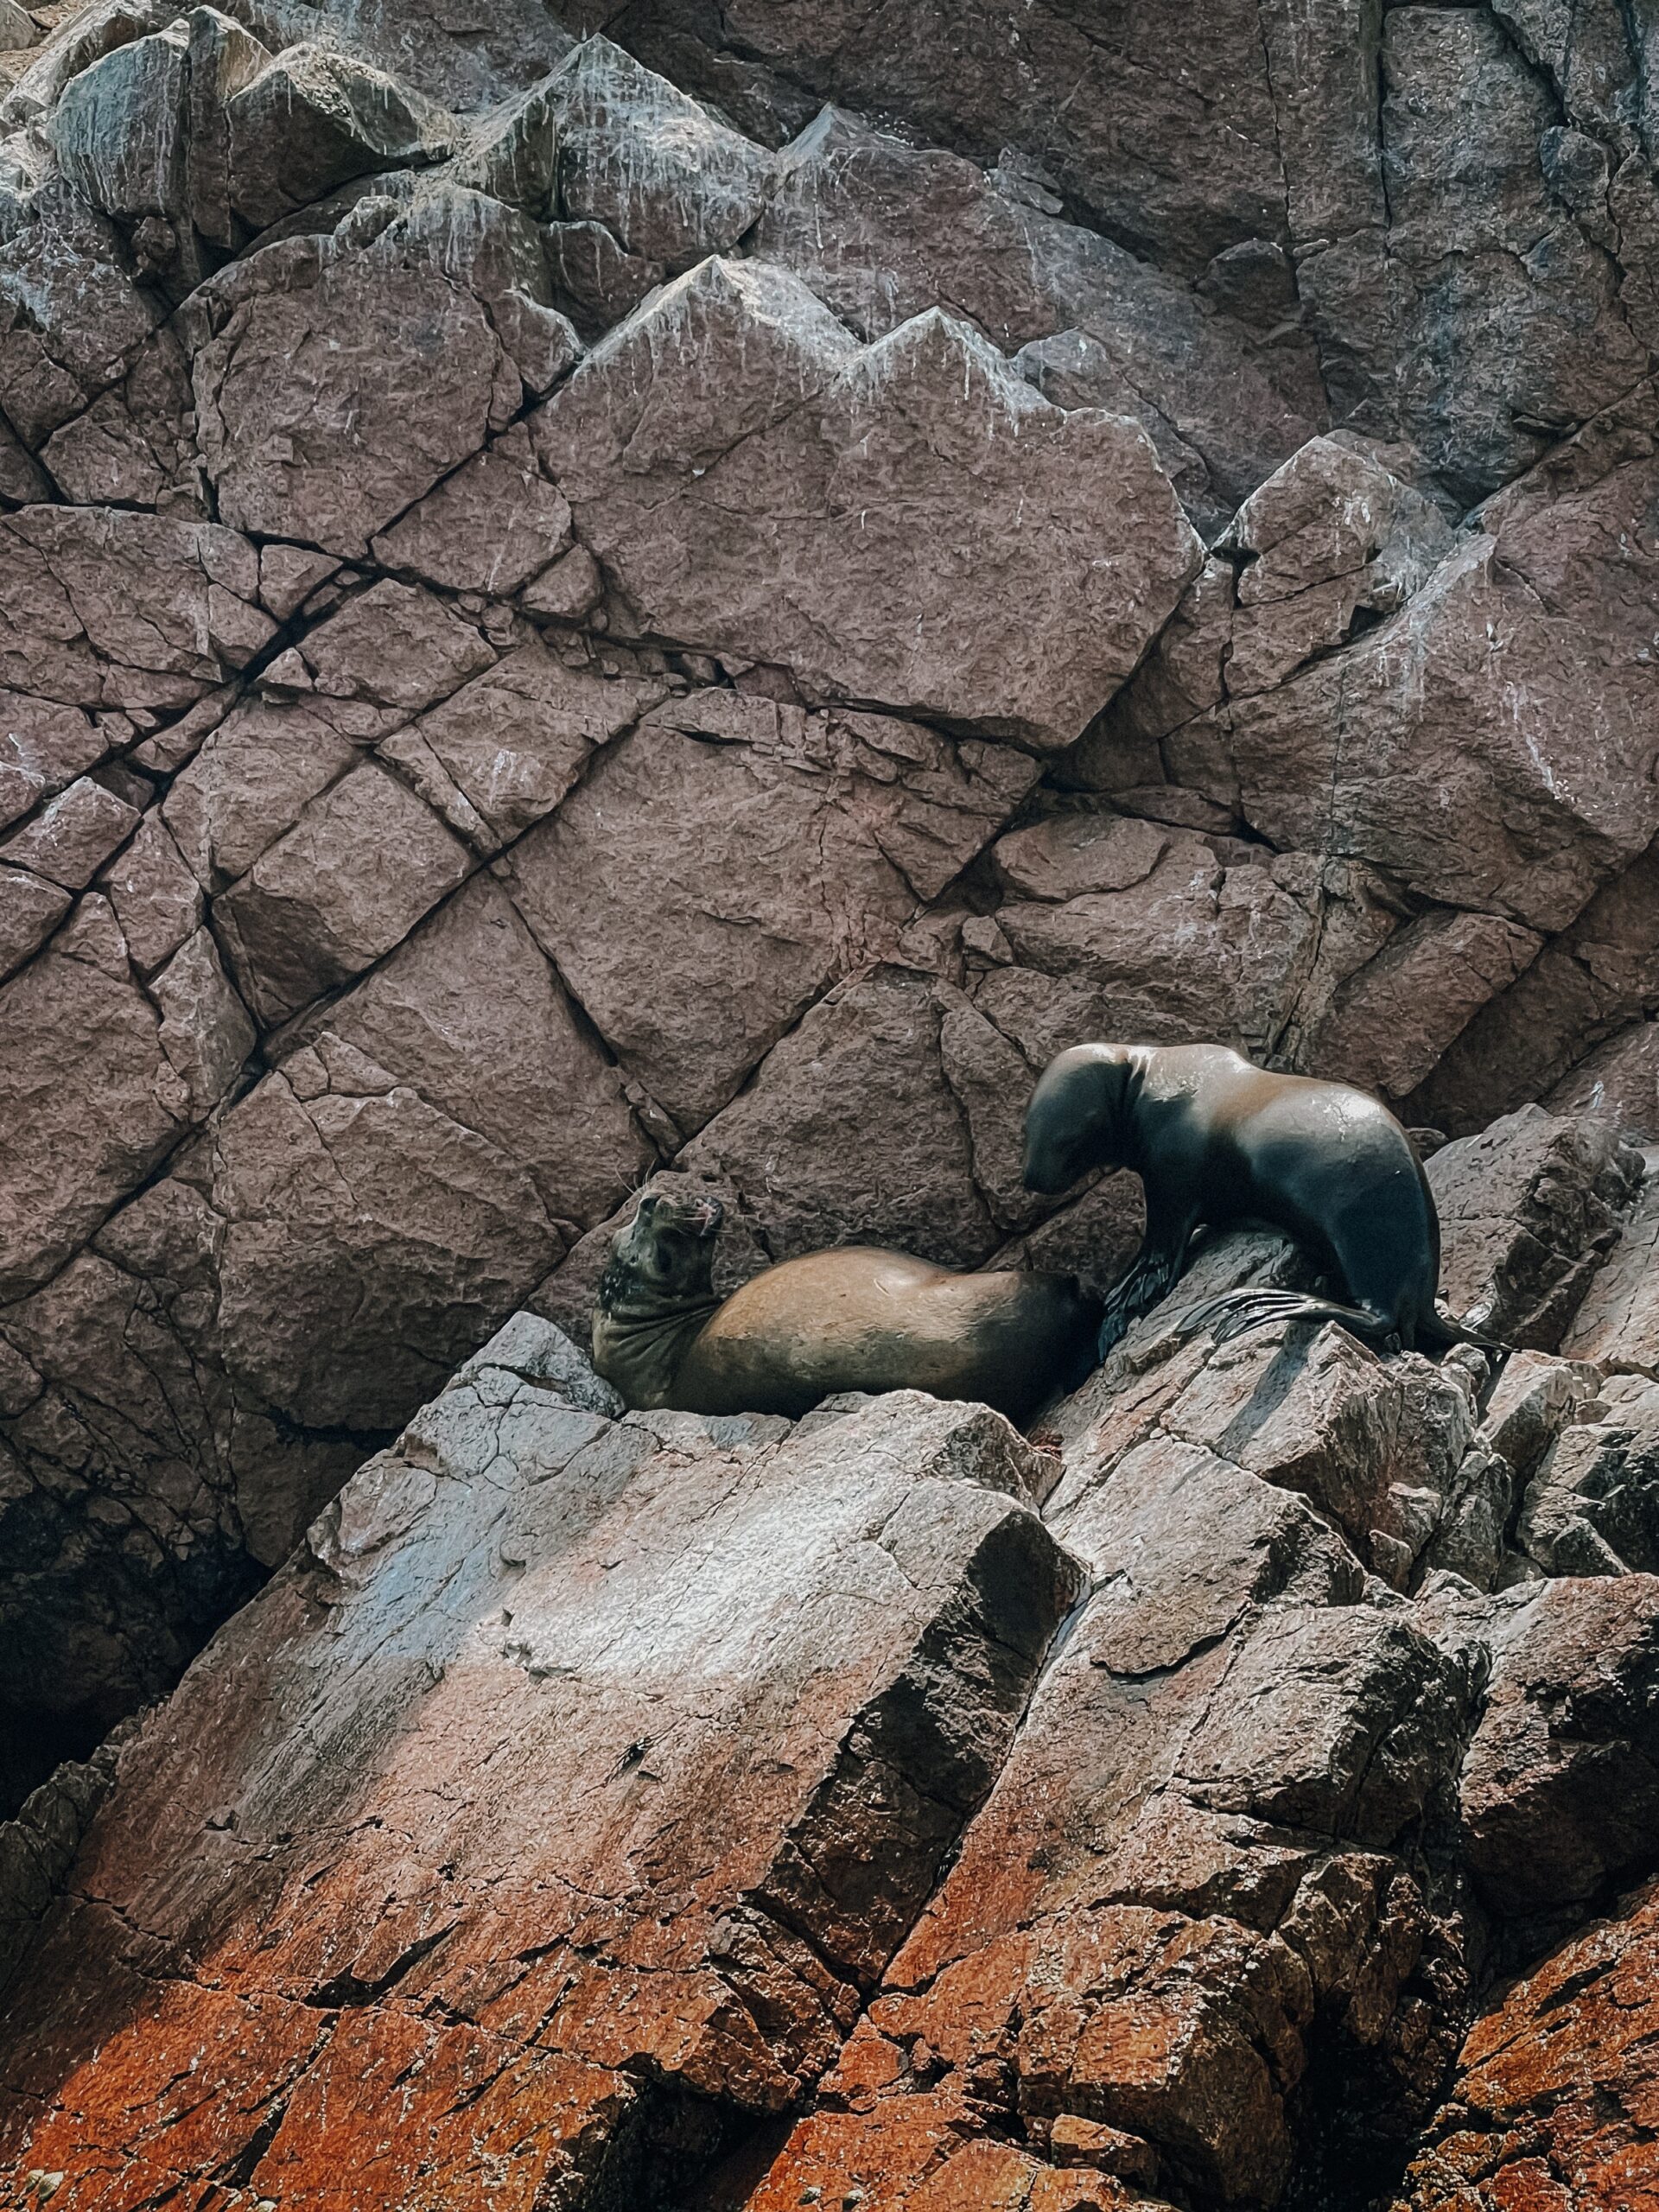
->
1023, 1041, 1502, 1360
593, 1191, 1102, 1423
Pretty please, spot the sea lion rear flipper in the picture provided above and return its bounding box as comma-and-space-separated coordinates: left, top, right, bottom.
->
1181, 1287, 1403, 1352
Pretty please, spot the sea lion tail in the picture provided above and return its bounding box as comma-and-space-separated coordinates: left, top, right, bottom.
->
1415, 1304, 1509, 1357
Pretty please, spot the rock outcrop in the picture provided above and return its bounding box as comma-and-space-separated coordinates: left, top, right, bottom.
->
2, 0, 1658, 2198
7, 1159, 1659, 2206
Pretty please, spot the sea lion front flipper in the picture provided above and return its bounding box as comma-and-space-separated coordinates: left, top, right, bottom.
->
1096, 1210, 1199, 1357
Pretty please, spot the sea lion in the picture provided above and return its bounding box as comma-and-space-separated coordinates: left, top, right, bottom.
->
592, 1186, 1103, 1423
1022, 1040, 1497, 1358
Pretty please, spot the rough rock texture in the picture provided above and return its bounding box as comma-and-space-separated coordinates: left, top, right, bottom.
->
0, 1334, 1084, 2202
10, 1211, 1659, 2206
3, 0, 1659, 2196
1392, 1881, 1659, 2212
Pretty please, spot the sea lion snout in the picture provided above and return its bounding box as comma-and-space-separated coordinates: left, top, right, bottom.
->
638, 1189, 724, 1238
1023, 1050, 1125, 1193
1021, 1135, 1077, 1195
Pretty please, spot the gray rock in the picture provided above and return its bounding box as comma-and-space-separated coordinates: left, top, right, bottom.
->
550, 36, 772, 272
1428, 1108, 1646, 1350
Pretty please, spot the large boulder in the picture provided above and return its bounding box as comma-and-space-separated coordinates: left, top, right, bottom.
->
0, 1351, 1081, 2202
531, 257, 1201, 747
1391, 1880, 1659, 2212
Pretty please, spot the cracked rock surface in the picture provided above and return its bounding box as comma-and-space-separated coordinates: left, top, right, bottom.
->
1, 0, 1658, 2199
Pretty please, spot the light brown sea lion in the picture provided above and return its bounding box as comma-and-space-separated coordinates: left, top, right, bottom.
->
1022, 1040, 1501, 1358
591, 1187, 1103, 1423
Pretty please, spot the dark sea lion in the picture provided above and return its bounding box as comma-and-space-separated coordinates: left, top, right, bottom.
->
592, 1187, 1103, 1423
1022, 1041, 1498, 1358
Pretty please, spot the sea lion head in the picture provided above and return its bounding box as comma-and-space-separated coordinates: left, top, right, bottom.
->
602, 1185, 725, 1313
1023, 1042, 1137, 1194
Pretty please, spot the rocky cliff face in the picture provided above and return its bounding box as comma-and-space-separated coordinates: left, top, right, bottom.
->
4, 1138, 1659, 2209
0, 0, 1656, 2201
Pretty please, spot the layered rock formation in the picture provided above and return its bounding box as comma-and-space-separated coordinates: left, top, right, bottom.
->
1, 0, 1658, 2199
5, 1121, 1659, 2209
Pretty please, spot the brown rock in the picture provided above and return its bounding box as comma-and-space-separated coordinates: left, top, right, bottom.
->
0, 1729, 126, 2001
1562, 1168, 1659, 1378
1391, 1881, 1659, 2212
746, 1282, 1478, 2207
179, 4, 271, 248
1428, 1108, 1646, 1350
368, 423, 575, 596
149, 924, 255, 1118
677, 968, 998, 1267
189, 189, 571, 558
1051, 1286, 1474, 1592
987, 822, 1357, 1064
1461, 1578, 1659, 1919
0, 774, 137, 889
402, 633, 665, 850
0, 505, 273, 710
1548, 1020, 1659, 1144
162, 696, 364, 893
755, 105, 1326, 530
1191, 402, 1659, 936
0, 893, 190, 1300
506, 701, 1028, 1129
1305, 909, 1544, 1103
1415, 836, 1659, 1136
256, 543, 339, 624
1219, 436, 1456, 696
449, 69, 561, 216
0, 417, 49, 508
202, 1043, 568, 1435
223, 42, 454, 231
97, 804, 202, 973
216, 759, 474, 1026
533, 257, 1200, 747
0, 175, 162, 448
0, 866, 69, 981
629, 0, 1288, 278
542, 217, 666, 335
0, 1376, 1080, 2202
39, 328, 205, 515
1370, 9, 1647, 505
1516, 1374, 1659, 1580
519, 540, 604, 623
274, 579, 496, 714
315, 871, 654, 1224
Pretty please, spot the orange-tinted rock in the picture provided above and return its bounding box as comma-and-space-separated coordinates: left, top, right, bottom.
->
1391, 1883, 1659, 2212
738, 1258, 1484, 2208
0, 1363, 1083, 2203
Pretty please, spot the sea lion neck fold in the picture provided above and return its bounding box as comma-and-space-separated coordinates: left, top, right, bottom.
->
592, 1188, 726, 1409
1022, 1040, 1143, 1191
